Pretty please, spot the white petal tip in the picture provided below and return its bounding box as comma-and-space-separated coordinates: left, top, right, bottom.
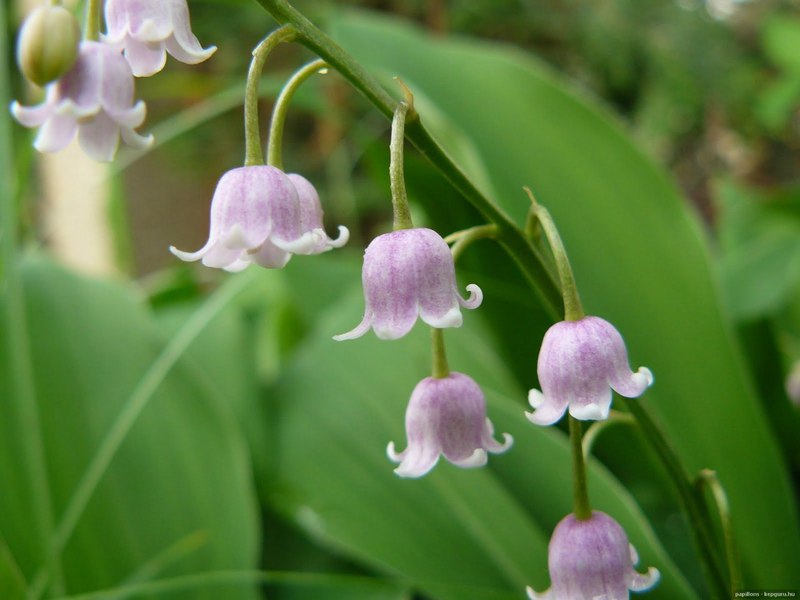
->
526, 586, 547, 600
458, 283, 483, 309
630, 567, 660, 592
452, 448, 487, 469
528, 388, 544, 408
639, 367, 654, 387
386, 441, 404, 463
424, 306, 463, 329
330, 225, 350, 248
169, 245, 202, 262
570, 402, 609, 421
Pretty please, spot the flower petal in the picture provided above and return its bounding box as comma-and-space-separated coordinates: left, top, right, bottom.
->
11, 97, 54, 127
123, 37, 167, 77
449, 447, 487, 468
333, 311, 374, 342
526, 586, 551, 600
33, 114, 77, 153
77, 113, 120, 162
249, 239, 292, 269
629, 566, 660, 592
391, 441, 440, 478
525, 389, 568, 426
457, 283, 483, 309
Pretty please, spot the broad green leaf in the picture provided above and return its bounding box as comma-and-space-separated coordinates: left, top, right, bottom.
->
266, 255, 694, 600
0, 257, 259, 599
0, 543, 26, 600
327, 10, 800, 591
716, 181, 800, 320
762, 14, 800, 73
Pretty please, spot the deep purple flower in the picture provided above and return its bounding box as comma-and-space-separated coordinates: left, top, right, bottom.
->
527, 511, 659, 600
170, 166, 348, 271
104, 0, 216, 77
334, 228, 482, 341
526, 316, 653, 426
387, 372, 512, 478
11, 40, 152, 162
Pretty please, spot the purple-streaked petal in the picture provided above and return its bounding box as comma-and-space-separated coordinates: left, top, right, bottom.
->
33, 114, 77, 153
123, 37, 167, 77
250, 239, 292, 269
391, 441, 441, 478
77, 113, 120, 162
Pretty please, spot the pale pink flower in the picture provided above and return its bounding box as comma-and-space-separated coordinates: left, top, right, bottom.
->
334, 228, 482, 341
387, 372, 512, 478
11, 40, 152, 162
104, 0, 216, 77
527, 511, 660, 600
526, 316, 653, 425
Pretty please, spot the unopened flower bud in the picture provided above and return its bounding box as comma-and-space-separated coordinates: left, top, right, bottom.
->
16, 5, 81, 87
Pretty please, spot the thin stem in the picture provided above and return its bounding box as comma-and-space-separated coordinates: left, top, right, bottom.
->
569, 417, 592, 520
267, 59, 327, 169
524, 187, 583, 321
620, 396, 729, 598
696, 469, 741, 594
0, 0, 64, 595
430, 328, 449, 378
84, 0, 102, 41
28, 271, 257, 600
390, 97, 413, 230
252, 0, 561, 317
581, 411, 635, 457
445, 224, 498, 263
244, 25, 297, 167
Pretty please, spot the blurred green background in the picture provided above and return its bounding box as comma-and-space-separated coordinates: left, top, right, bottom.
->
2, 0, 800, 599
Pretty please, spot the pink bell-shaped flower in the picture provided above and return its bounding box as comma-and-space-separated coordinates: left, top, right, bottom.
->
11, 40, 152, 162
387, 372, 512, 478
526, 316, 653, 426
333, 227, 482, 341
170, 166, 347, 272
104, 0, 216, 77
527, 511, 660, 600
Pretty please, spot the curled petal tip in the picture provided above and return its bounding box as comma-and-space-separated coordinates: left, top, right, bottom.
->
495, 432, 514, 453
333, 314, 372, 342
630, 566, 660, 592
169, 244, 203, 262
329, 225, 350, 248
639, 366, 654, 387
526, 585, 547, 600
386, 441, 404, 463
458, 283, 483, 309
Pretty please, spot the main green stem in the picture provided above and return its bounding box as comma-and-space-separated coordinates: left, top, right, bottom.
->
244, 25, 296, 167
252, 0, 562, 317
267, 58, 327, 169
390, 100, 413, 230
569, 417, 592, 520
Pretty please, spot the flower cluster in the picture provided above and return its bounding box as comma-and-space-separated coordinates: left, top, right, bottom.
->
12, 0, 214, 162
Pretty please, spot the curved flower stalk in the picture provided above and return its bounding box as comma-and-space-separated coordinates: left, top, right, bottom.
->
104, 0, 216, 77
11, 40, 152, 162
526, 316, 653, 425
170, 166, 347, 271
387, 372, 512, 478
334, 227, 482, 341
527, 511, 660, 600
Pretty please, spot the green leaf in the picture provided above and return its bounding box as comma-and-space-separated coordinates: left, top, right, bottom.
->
762, 14, 800, 73
0, 543, 26, 600
0, 257, 260, 599
327, 10, 800, 591
266, 255, 694, 600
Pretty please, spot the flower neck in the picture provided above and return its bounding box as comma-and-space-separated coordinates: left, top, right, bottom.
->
84, 0, 102, 41
569, 416, 592, 520
390, 82, 415, 231
244, 25, 297, 167
431, 328, 450, 379
267, 58, 327, 170
524, 187, 584, 321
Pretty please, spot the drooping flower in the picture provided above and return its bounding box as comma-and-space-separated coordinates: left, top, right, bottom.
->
387, 372, 512, 478
11, 40, 152, 162
333, 227, 482, 341
104, 0, 216, 77
170, 165, 348, 272
527, 511, 660, 600
526, 316, 653, 426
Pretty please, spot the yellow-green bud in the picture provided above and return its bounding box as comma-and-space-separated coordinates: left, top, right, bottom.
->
16, 5, 81, 87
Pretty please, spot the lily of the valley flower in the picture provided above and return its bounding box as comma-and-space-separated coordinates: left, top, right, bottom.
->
334, 227, 482, 341
104, 0, 216, 77
170, 165, 347, 271
526, 316, 653, 426
387, 372, 512, 478
11, 40, 152, 162
527, 511, 660, 600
